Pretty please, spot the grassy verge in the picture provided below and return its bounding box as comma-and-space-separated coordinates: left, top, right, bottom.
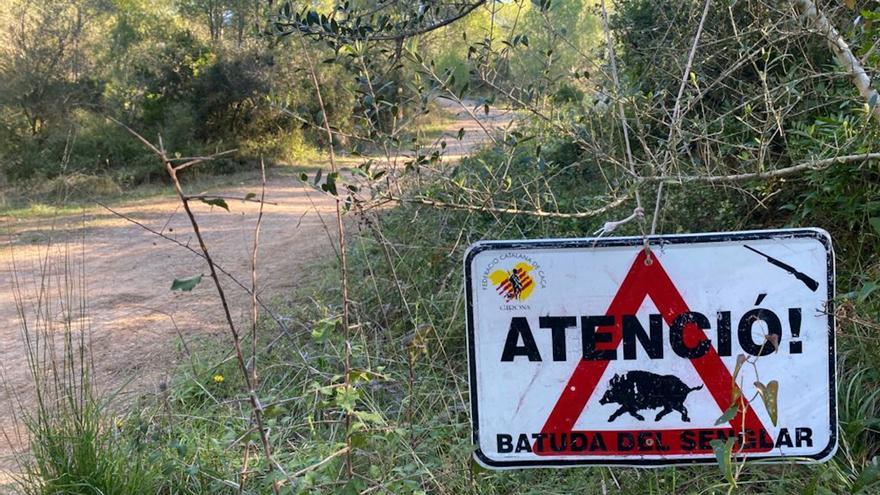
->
0, 105, 457, 223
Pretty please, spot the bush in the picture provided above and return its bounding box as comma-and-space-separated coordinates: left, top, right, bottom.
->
0, 9, 360, 193
238, 128, 317, 164
0, 109, 158, 184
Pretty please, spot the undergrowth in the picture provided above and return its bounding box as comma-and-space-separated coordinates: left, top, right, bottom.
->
7, 125, 879, 495
12, 148, 871, 494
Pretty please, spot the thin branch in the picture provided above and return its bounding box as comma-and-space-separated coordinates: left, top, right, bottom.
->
187, 194, 279, 206
112, 123, 286, 494
175, 149, 238, 171
105, 115, 161, 155
644, 153, 880, 183
282, 1, 487, 42
382, 194, 630, 218
290, 447, 351, 478
249, 158, 267, 391
652, 0, 712, 235
296, 29, 354, 480
166, 161, 285, 495
600, 0, 651, 259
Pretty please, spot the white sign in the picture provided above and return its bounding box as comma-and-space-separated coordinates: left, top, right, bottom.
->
465, 229, 836, 468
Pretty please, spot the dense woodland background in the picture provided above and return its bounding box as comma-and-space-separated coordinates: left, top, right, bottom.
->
0, 0, 597, 195
1, 0, 879, 493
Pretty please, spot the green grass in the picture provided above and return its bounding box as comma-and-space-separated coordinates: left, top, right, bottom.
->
78, 180, 877, 494
11, 249, 161, 495
0, 171, 249, 219
0, 164, 339, 221
87, 223, 877, 494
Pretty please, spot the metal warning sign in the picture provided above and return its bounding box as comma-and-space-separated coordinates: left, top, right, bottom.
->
464, 229, 836, 468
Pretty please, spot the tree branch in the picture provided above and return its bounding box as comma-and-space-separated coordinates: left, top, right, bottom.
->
644, 153, 880, 183
381, 194, 630, 218
794, 0, 880, 122
280, 1, 488, 42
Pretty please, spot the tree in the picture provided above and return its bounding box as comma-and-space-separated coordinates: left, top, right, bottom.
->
0, 0, 98, 135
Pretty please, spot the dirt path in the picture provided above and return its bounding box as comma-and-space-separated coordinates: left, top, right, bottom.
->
0, 99, 512, 478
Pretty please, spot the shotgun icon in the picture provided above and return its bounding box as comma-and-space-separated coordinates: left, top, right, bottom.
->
744, 245, 819, 292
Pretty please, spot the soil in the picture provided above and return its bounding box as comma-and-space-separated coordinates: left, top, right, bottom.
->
0, 99, 512, 482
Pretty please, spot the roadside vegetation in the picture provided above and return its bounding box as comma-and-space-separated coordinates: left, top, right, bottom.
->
3, 0, 880, 494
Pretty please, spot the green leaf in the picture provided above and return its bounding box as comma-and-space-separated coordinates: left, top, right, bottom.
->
171, 274, 203, 292
857, 281, 879, 303
334, 385, 360, 413
715, 402, 739, 426
244, 192, 256, 201
199, 198, 229, 211
353, 410, 384, 424
765, 380, 779, 426
348, 368, 387, 384
322, 172, 338, 196
710, 437, 737, 486
869, 217, 880, 235
471, 457, 488, 475
173, 440, 188, 457
754, 380, 779, 426
852, 456, 880, 493
349, 430, 369, 449
338, 479, 365, 495
263, 404, 287, 419
732, 353, 747, 381
457, 127, 465, 140
310, 316, 338, 342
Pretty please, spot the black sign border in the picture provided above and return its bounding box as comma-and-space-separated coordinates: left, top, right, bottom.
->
464, 228, 837, 469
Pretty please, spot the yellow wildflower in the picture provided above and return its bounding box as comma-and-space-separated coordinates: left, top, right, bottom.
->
213, 374, 225, 384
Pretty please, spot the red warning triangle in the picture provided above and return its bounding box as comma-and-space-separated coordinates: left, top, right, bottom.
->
535, 249, 773, 456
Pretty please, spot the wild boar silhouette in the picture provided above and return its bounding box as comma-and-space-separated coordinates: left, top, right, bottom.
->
598, 371, 703, 422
